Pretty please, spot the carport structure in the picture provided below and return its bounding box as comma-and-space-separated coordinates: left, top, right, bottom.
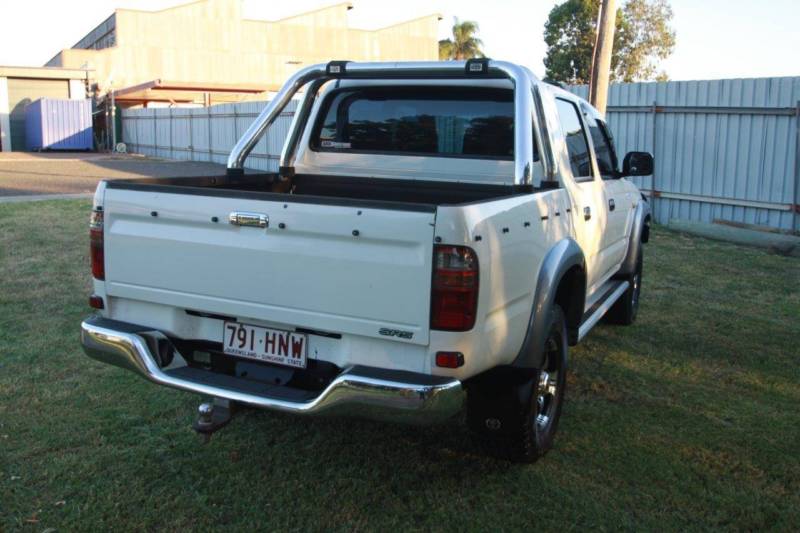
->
108, 79, 275, 108
101, 79, 275, 150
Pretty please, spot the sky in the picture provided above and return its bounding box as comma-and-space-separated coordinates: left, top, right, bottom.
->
1, 0, 798, 81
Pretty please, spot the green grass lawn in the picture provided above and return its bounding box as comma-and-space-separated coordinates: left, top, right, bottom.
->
1, 199, 799, 531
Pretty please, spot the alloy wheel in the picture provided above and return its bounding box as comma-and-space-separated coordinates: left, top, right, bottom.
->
535, 336, 561, 430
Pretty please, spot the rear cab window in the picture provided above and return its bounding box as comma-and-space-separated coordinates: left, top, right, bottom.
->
312, 87, 516, 160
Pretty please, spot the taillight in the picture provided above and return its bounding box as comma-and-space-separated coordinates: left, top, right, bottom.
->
89, 208, 104, 280
430, 245, 479, 331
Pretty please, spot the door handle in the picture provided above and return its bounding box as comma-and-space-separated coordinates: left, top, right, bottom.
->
229, 211, 269, 228
583, 206, 591, 221
608, 198, 616, 211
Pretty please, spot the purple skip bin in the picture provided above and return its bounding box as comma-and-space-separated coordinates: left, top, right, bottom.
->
25, 98, 93, 151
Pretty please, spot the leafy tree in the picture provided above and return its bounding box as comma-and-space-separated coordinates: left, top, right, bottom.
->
439, 18, 485, 60
543, 0, 675, 84
438, 40, 454, 61
654, 71, 670, 82
617, 0, 676, 81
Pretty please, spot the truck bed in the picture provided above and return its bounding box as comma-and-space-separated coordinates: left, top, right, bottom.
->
104, 173, 535, 210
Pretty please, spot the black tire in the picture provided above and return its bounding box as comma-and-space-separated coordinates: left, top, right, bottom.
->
467, 305, 568, 463
607, 247, 643, 325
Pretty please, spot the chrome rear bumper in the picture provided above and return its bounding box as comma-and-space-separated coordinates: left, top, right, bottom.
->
80, 316, 464, 424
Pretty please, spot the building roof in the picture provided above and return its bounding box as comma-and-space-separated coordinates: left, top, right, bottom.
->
0, 65, 92, 80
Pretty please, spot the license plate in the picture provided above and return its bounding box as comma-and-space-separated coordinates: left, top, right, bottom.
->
222, 322, 307, 369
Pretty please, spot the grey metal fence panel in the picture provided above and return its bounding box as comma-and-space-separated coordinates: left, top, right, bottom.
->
121, 99, 298, 173
569, 77, 799, 232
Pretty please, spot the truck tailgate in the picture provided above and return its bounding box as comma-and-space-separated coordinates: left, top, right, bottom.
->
103, 188, 436, 345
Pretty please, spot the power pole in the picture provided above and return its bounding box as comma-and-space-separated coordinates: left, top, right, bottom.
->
589, 0, 617, 115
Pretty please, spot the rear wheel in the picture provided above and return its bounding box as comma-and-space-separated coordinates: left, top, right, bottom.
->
467, 305, 568, 463
607, 247, 642, 325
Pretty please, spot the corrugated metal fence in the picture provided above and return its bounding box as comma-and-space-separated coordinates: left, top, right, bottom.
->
121, 100, 297, 172
568, 77, 799, 232
121, 76, 799, 231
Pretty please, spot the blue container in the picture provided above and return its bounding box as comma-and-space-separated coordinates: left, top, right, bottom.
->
25, 98, 93, 151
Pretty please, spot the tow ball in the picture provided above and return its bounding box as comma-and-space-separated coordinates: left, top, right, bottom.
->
192, 398, 235, 443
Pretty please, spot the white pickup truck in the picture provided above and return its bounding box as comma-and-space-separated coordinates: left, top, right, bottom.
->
81, 60, 652, 462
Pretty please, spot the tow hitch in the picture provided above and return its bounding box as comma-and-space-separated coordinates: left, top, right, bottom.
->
192, 398, 235, 443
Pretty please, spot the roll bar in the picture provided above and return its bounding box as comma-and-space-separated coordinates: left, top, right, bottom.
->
227, 60, 551, 187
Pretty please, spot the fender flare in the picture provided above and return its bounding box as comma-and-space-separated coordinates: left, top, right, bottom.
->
511, 238, 586, 370
617, 199, 651, 277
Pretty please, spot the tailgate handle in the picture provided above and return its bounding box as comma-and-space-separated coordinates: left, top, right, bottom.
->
229, 212, 269, 228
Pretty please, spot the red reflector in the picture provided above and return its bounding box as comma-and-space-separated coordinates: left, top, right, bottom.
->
89, 208, 105, 280
89, 295, 105, 309
436, 351, 464, 368
430, 245, 479, 331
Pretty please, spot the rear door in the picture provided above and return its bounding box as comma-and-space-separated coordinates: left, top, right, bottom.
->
551, 96, 608, 292
102, 187, 436, 345
582, 105, 631, 271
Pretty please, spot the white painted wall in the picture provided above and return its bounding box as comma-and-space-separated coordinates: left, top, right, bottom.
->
68, 79, 86, 100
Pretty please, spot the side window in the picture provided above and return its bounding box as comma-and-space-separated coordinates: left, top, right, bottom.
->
584, 112, 619, 179
554, 98, 594, 181
530, 87, 544, 165
531, 118, 540, 162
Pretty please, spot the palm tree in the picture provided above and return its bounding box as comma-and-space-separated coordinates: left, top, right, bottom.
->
439, 18, 485, 60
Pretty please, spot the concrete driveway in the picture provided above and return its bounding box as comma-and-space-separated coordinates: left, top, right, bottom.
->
0, 152, 227, 200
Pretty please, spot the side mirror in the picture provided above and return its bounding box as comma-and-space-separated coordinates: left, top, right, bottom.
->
622, 151, 654, 176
